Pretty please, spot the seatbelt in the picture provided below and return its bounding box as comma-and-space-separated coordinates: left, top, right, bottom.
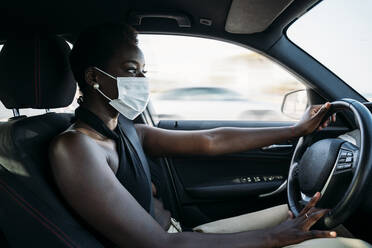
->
117, 115, 154, 216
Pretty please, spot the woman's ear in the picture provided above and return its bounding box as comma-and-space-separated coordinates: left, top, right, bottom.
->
84, 67, 98, 88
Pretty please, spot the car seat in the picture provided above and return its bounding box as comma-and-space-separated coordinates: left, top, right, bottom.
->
0, 32, 106, 247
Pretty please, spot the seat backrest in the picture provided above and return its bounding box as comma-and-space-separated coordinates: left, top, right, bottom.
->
0, 32, 105, 247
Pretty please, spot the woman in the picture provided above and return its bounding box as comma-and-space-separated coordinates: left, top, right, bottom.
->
49, 23, 367, 248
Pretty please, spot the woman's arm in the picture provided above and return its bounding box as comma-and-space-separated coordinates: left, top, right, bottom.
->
49, 131, 334, 248
138, 103, 334, 156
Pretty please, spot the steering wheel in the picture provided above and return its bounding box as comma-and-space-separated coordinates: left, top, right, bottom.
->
287, 99, 372, 228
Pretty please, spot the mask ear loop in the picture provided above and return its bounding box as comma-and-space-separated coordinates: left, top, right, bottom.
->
92, 83, 113, 102
92, 67, 117, 102
94, 66, 116, 80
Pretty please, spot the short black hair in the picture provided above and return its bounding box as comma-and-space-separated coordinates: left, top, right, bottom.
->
69, 22, 138, 93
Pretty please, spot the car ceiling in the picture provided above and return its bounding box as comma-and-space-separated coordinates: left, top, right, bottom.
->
1, 0, 318, 51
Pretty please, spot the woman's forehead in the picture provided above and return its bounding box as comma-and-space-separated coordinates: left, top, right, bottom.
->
115, 44, 145, 65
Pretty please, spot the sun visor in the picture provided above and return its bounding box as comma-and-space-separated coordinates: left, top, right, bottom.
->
225, 0, 294, 34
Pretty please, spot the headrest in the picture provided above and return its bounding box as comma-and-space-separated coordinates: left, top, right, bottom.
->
0, 33, 76, 109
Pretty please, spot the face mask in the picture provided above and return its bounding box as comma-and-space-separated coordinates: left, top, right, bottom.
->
93, 67, 150, 120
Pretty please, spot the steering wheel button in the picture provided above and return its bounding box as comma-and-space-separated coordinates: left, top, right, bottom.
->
347, 152, 353, 157
345, 157, 353, 162
340, 152, 348, 158
240, 177, 247, 183
344, 163, 352, 169
337, 164, 345, 170
339, 158, 346, 163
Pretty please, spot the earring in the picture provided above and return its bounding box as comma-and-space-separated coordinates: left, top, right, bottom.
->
93, 83, 99, 89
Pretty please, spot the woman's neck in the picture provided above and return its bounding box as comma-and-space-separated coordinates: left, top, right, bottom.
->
80, 96, 119, 131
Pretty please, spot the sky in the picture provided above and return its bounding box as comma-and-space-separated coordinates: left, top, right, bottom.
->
287, 0, 372, 98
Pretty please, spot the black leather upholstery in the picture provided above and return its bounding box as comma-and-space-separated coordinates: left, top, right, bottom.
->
0, 114, 104, 247
0, 34, 105, 247
0, 32, 76, 109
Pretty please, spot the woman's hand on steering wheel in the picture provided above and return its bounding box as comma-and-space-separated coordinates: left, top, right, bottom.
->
268, 192, 337, 247
294, 102, 337, 136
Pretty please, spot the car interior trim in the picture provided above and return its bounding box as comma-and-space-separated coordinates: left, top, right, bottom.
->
225, 0, 294, 34
259, 180, 287, 198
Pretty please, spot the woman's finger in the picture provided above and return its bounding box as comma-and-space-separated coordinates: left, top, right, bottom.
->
306, 207, 322, 215
304, 230, 337, 240
322, 119, 330, 128
312, 105, 322, 114
288, 210, 294, 219
299, 192, 321, 216
332, 113, 337, 122
304, 209, 330, 229
299, 207, 323, 225
315, 103, 330, 119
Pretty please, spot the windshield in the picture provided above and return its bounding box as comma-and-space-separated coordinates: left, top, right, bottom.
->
287, 0, 372, 101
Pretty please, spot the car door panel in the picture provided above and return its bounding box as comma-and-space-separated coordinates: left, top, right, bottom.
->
156, 120, 294, 228
171, 154, 289, 200
155, 120, 350, 228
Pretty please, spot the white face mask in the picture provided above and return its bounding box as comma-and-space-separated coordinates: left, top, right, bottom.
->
93, 67, 150, 120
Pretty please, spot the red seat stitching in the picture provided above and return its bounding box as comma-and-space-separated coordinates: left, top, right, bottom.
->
0, 180, 79, 248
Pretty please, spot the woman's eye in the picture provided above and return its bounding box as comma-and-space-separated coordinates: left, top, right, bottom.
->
142, 70, 148, 74
127, 68, 137, 74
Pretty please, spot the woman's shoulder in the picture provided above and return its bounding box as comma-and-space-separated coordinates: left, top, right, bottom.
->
52, 125, 89, 145
49, 125, 101, 162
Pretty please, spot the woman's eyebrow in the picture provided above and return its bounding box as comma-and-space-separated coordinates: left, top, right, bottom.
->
121, 61, 145, 70
122, 60, 140, 66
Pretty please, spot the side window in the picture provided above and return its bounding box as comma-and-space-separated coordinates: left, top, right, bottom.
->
0, 45, 10, 121
0, 90, 79, 121
139, 35, 306, 122
0, 102, 12, 121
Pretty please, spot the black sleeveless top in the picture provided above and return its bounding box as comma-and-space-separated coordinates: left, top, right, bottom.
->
75, 107, 154, 217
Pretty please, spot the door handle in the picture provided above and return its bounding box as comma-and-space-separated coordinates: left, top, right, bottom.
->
261, 144, 293, 150
259, 180, 287, 197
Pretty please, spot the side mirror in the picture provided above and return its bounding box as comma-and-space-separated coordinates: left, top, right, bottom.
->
281, 89, 309, 120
